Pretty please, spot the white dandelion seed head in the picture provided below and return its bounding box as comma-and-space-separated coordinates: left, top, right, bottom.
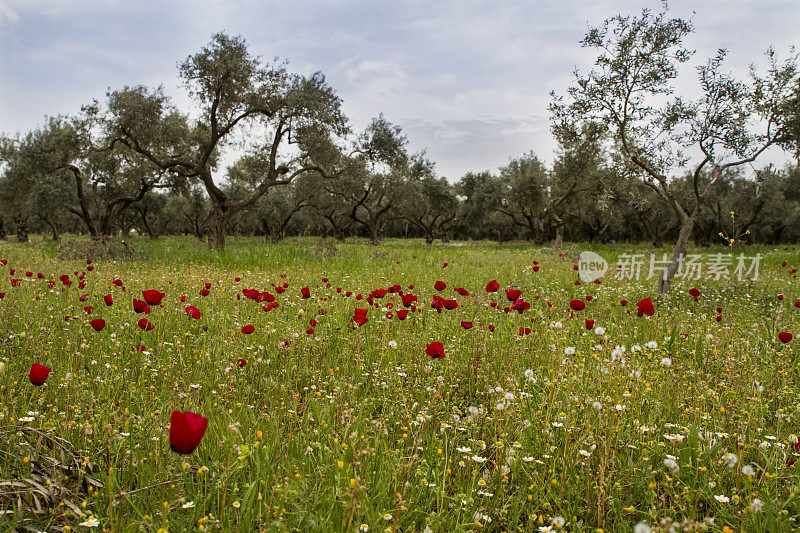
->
663, 458, 679, 473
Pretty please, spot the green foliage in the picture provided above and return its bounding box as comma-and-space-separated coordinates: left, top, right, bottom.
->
2, 238, 800, 531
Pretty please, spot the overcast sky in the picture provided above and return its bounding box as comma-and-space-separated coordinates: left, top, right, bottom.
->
1, 0, 798, 180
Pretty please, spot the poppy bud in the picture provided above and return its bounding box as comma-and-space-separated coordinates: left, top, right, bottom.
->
29, 363, 51, 386
169, 411, 208, 454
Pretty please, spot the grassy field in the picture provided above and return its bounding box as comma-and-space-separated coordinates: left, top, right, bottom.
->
1, 236, 799, 532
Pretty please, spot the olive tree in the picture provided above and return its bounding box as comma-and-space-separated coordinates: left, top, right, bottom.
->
551, 9, 799, 293
107, 32, 348, 249
392, 155, 457, 244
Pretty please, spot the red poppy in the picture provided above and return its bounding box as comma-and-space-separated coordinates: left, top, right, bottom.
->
434, 281, 447, 291
142, 289, 166, 305
169, 410, 208, 454
779, 294, 785, 300
779, 332, 793, 343
138, 318, 155, 331
518, 327, 531, 335
443, 299, 459, 310
237, 358, 247, 367
454, 287, 469, 296
487, 324, 495, 332
506, 289, 522, 301
689, 288, 700, 301
461, 321, 473, 329
397, 310, 408, 320
425, 341, 445, 359
29, 363, 51, 386
402, 294, 417, 307
136, 344, 147, 352
112, 279, 124, 287
83, 306, 94, 314
199, 289, 210, 297
132, 299, 151, 314
532, 266, 540, 272
636, 298, 655, 317
103, 294, 113, 306
715, 315, 723, 322
620, 300, 627, 306
185, 306, 202, 320
585, 319, 595, 329
306, 327, 314, 334
352, 308, 368, 327
89, 318, 106, 331
241, 325, 255, 334
485, 280, 500, 293
301, 287, 311, 299
257, 292, 275, 303
511, 299, 530, 312
204, 283, 212, 289
570, 299, 586, 311
243, 289, 260, 300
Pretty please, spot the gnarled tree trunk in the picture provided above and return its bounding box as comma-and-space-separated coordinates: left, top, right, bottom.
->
551, 212, 565, 249
204, 208, 229, 250
14, 215, 29, 243
658, 207, 700, 295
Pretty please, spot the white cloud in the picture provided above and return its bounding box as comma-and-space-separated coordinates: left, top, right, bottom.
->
1, 0, 798, 179
0, 1, 20, 23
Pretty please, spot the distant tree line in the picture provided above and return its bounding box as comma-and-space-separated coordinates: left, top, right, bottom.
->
1, 14, 799, 281
2, 134, 798, 248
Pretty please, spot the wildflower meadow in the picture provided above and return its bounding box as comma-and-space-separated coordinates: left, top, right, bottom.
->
2, 236, 800, 532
